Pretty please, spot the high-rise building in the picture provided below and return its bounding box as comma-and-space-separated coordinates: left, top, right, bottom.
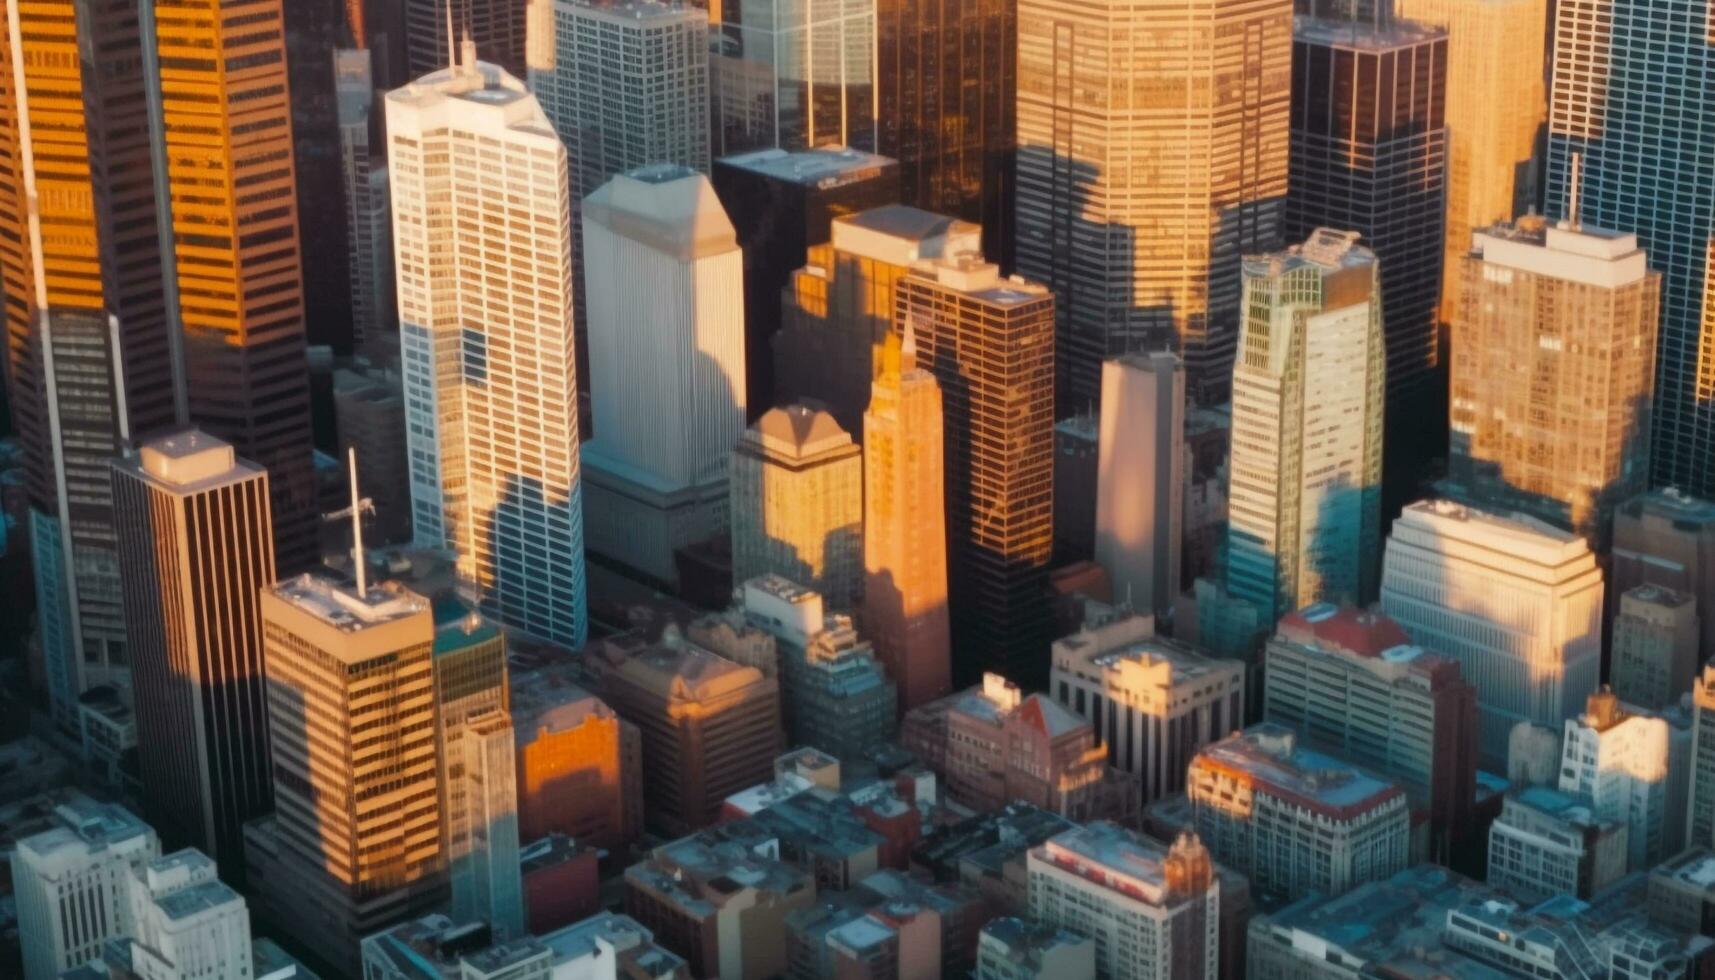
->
1391, 0, 1546, 327
1380, 499, 1604, 766
1449, 214, 1659, 541
110, 431, 275, 875
527, 0, 710, 435
1558, 689, 1688, 871
1049, 615, 1246, 804
0, 0, 177, 725
896, 253, 1055, 684
1187, 726, 1411, 903
12, 799, 159, 980
1052, 416, 1100, 564
1546, 0, 1715, 495
511, 666, 643, 851
333, 364, 412, 544
1612, 488, 1715, 665
1611, 585, 1701, 712
1264, 604, 1480, 853
1287, 5, 1447, 408
862, 330, 951, 711
334, 48, 395, 355
730, 405, 864, 608
1014, 0, 1292, 405
149, 0, 318, 573
580, 166, 746, 585
587, 631, 784, 837
387, 48, 588, 647
1095, 353, 1184, 619
1227, 230, 1385, 621
710, 0, 878, 156
711, 147, 900, 416
247, 574, 444, 977
406, 0, 528, 77
1487, 786, 1628, 903
874, 0, 1014, 262
1027, 824, 1220, 980
122, 850, 253, 980
1685, 664, 1715, 851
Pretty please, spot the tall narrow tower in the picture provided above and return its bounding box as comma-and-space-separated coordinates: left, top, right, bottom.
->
862, 329, 951, 711
1096, 352, 1185, 620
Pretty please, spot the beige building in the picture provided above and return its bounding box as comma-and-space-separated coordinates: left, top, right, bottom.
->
1014, 0, 1292, 404
862, 329, 951, 711
1394, 0, 1547, 326
730, 405, 864, 609
1450, 214, 1660, 540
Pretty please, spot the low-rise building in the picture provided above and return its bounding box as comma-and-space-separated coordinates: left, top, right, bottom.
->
909, 803, 1077, 916
1558, 689, 1689, 870
12, 798, 158, 980
1486, 785, 1629, 903
1646, 847, 1715, 936
511, 659, 643, 851
974, 917, 1095, 980
537, 910, 690, 980
1610, 585, 1701, 711
519, 834, 599, 935
360, 915, 552, 980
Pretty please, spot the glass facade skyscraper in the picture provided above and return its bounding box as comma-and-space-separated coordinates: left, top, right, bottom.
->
711, 0, 879, 155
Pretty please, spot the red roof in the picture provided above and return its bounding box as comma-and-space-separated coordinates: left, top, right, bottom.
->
1278, 604, 1409, 658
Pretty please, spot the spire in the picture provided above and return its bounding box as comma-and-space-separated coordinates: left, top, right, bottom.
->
877, 329, 902, 381
900, 319, 918, 372
1566, 151, 1583, 231
347, 448, 368, 596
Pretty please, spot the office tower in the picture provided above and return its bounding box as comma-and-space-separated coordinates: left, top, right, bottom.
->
1014, 0, 1291, 406
110, 431, 275, 875
1095, 353, 1184, 618
1547, 0, 1715, 495
1264, 604, 1480, 853
874, 0, 1014, 261
1027, 824, 1220, 980
1613, 488, 1715, 664
776, 205, 978, 438
333, 364, 411, 544
511, 672, 643, 850
580, 166, 745, 585
1391, 0, 1546, 326
0, 0, 176, 726
975, 918, 1095, 980
862, 330, 951, 711
334, 48, 395, 355
1286, 6, 1447, 409
1380, 499, 1604, 766
587, 631, 784, 837
1487, 786, 1628, 903
710, 0, 878, 156
730, 405, 864, 608
897, 253, 1055, 684
1695, 665, 1715, 850
122, 850, 252, 980
1053, 416, 1099, 564
1559, 690, 1686, 870
387, 49, 588, 647
1189, 727, 1411, 902
406, 0, 527, 77
248, 574, 443, 976
12, 800, 159, 980
711, 148, 899, 416
1183, 406, 1232, 587
1049, 615, 1246, 804
527, 0, 710, 436
149, 0, 317, 574
1611, 585, 1701, 712
1227, 230, 1385, 621
1449, 215, 1660, 540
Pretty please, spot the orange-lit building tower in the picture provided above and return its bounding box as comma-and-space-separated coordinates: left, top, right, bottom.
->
862, 329, 951, 712
149, 0, 318, 573
512, 671, 644, 851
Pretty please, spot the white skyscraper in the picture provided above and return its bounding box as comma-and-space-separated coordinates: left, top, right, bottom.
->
1558, 690, 1689, 871
1095, 352, 1185, 618
1381, 498, 1604, 766
387, 44, 588, 646
1227, 229, 1384, 620
123, 850, 254, 980
12, 799, 159, 980
580, 165, 747, 583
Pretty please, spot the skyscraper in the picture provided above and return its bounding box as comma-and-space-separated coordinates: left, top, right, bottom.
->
0, 0, 177, 725
1287, 4, 1447, 406
862, 330, 951, 712
1691, 663, 1715, 850
1391, 0, 1546, 326
1449, 213, 1659, 541
334, 48, 395, 355
1547, 0, 1715, 494
875, 0, 1014, 261
1610, 585, 1701, 712
896, 254, 1056, 684
1015, 0, 1292, 405
711, 0, 878, 155
1095, 352, 1184, 619
387, 47, 588, 647
580, 166, 746, 585
730, 405, 865, 608
1380, 499, 1604, 766
406, 0, 528, 77
249, 574, 445, 976
111, 431, 275, 876
1227, 230, 1385, 621
149, 0, 318, 573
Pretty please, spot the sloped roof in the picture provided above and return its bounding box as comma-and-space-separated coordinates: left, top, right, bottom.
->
583, 164, 738, 261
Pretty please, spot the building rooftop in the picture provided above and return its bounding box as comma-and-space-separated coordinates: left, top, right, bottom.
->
269, 573, 430, 633
909, 253, 1052, 306
564, 0, 704, 22
720, 145, 895, 187
538, 911, 686, 977
127, 428, 260, 493
1618, 486, 1715, 524
1472, 212, 1650, 287
1195, 724, 1404, 819
1032, 822, 1186, 907
979, 917, 1092, 969
585, 165, 739, 261
1653, 847, 1715, 892
912, 802, 1078, 880
594, 629, 768, 704
746, 404, 858, 461
1056, 616, 1245, 684
1293, 11, 1447, 50
1247, 228, 1375, 278
1507, 784, 1609, 828
1395, 498, 1596, 566
15, 799, 152, 865
1624, 583, 1696, 609
629, 831, 811, 918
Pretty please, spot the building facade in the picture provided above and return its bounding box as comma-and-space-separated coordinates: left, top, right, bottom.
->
1611, 586, 1702, 712
406, 0, 528, 77
710, 0, 878, 155
335, 48, 395, 354
1095, 353, 1185, 620
1558, 690, 1687, 871
1687, 664, 1715, 851
1612, 488, 1715, 666
12, 800, 159, 980
1486, 786, 1628, 903
511, 673, 643, 851
122, 850, 253, 980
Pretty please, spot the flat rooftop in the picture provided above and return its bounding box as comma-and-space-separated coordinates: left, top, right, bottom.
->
269, 574, 429, 632
720, 145, 895, 185
1196, 725, 1403, 818
1654, 848, 1715, 892
1294, 13, 1446, 50
1034, 822, 1174, 906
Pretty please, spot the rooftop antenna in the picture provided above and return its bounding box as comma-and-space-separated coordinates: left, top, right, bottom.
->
322, 447, 376, 595
1566, 152, 1583, 231
445, 0, 456, 70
